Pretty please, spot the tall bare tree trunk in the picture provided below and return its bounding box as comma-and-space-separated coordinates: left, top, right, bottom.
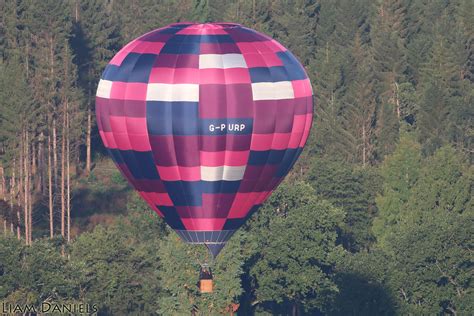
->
1, 165, 5, 235
28, 143, 32, 245
61, 108, 66, 238
66, 107, 71, 243
75, 0, 80, 22
12, 160, 20, 240
10, 168, 14, 237
19, 134, 23, 230
86, 108, 91, 175
0, 165, 5, 199
362, 124, 367, 167
53, 117, 58, 187
32, 142, 36, 177
23, 131, 29, 245
25, 42, 29, 78
48, 133, 54, 238
39, 132, 45, 194
394, 82, 400, 119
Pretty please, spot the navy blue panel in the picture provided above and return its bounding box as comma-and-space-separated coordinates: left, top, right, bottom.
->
249, 66, 290, 83
146, 101, 199, 135
127, 53, 156, 82
158, 206, 185, 229
168, 35, 201, 44
248, 149, 292, 165
159, 33, 203, 54
276, 51, 307, 80
160, 42, 200, 54
276, 147, 303, 177
222, 218, 245, 230
200, 118, 253, 135
163, 181, 203, 206
201, 180, 241, 193
200, 35, 234, 43
120, 150, 160, 179
102, 53, 156, 82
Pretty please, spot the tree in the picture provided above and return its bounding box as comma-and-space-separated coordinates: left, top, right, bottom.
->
248, 182, 344, 315
307, 156, 380, 251
378, 146, 473, 314
72, 0, 119, 176
373, 134, 422, 246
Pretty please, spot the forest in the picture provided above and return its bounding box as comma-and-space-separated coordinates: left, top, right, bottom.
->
0, 0, 472, 315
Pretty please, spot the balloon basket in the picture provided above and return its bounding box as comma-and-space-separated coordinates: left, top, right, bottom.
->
199, 264, 213, 293
199, 279, 213, 293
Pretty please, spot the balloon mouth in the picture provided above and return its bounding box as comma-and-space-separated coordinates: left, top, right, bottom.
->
205, 243, 226, 258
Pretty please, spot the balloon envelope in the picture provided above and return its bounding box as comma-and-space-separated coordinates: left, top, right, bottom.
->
96, 23, 313, 257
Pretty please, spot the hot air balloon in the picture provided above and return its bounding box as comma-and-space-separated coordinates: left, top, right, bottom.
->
95, 23, 313, 263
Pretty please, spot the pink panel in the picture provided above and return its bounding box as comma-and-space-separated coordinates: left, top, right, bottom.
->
237, 41, 281, 54
149, 67, 199, 83
176, 26, 228, 35
200, 43, 241, 54
243, 52, 283, 68
181, 218, 226, 231
250, 133, 292, 151
128, 134, 151, 151
109, 116, 127, 133
291, 79, 313, 98
129, 41, 165, 54
113, 132, 132, 150
200, 150, 249, 167
228, 192, 263, 218
292, 114, 307, 134
199, 68, 225, 84
125, 117, 148, 134
199, 68, 251, 84
288, 131, 304, 148
145, 192, 174, 206
103, 131, 117, 149
157, 165, 201, 181
110, 82, 148, 100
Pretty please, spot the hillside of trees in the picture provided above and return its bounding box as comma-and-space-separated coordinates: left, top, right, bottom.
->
0, 0, 472, 315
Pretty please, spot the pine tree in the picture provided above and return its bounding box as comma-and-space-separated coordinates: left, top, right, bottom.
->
373, 134, 422, 247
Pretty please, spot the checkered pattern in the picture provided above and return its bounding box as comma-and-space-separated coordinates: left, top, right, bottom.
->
96, 23, 313, 256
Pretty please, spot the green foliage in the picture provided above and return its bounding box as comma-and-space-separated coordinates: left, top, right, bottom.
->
373, 134, 422, 245
372, 144, 473, 314
248, 182, 345, 314
156, 231, 244, 315
307, 157, 380, 251
0, 237, 81, 306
